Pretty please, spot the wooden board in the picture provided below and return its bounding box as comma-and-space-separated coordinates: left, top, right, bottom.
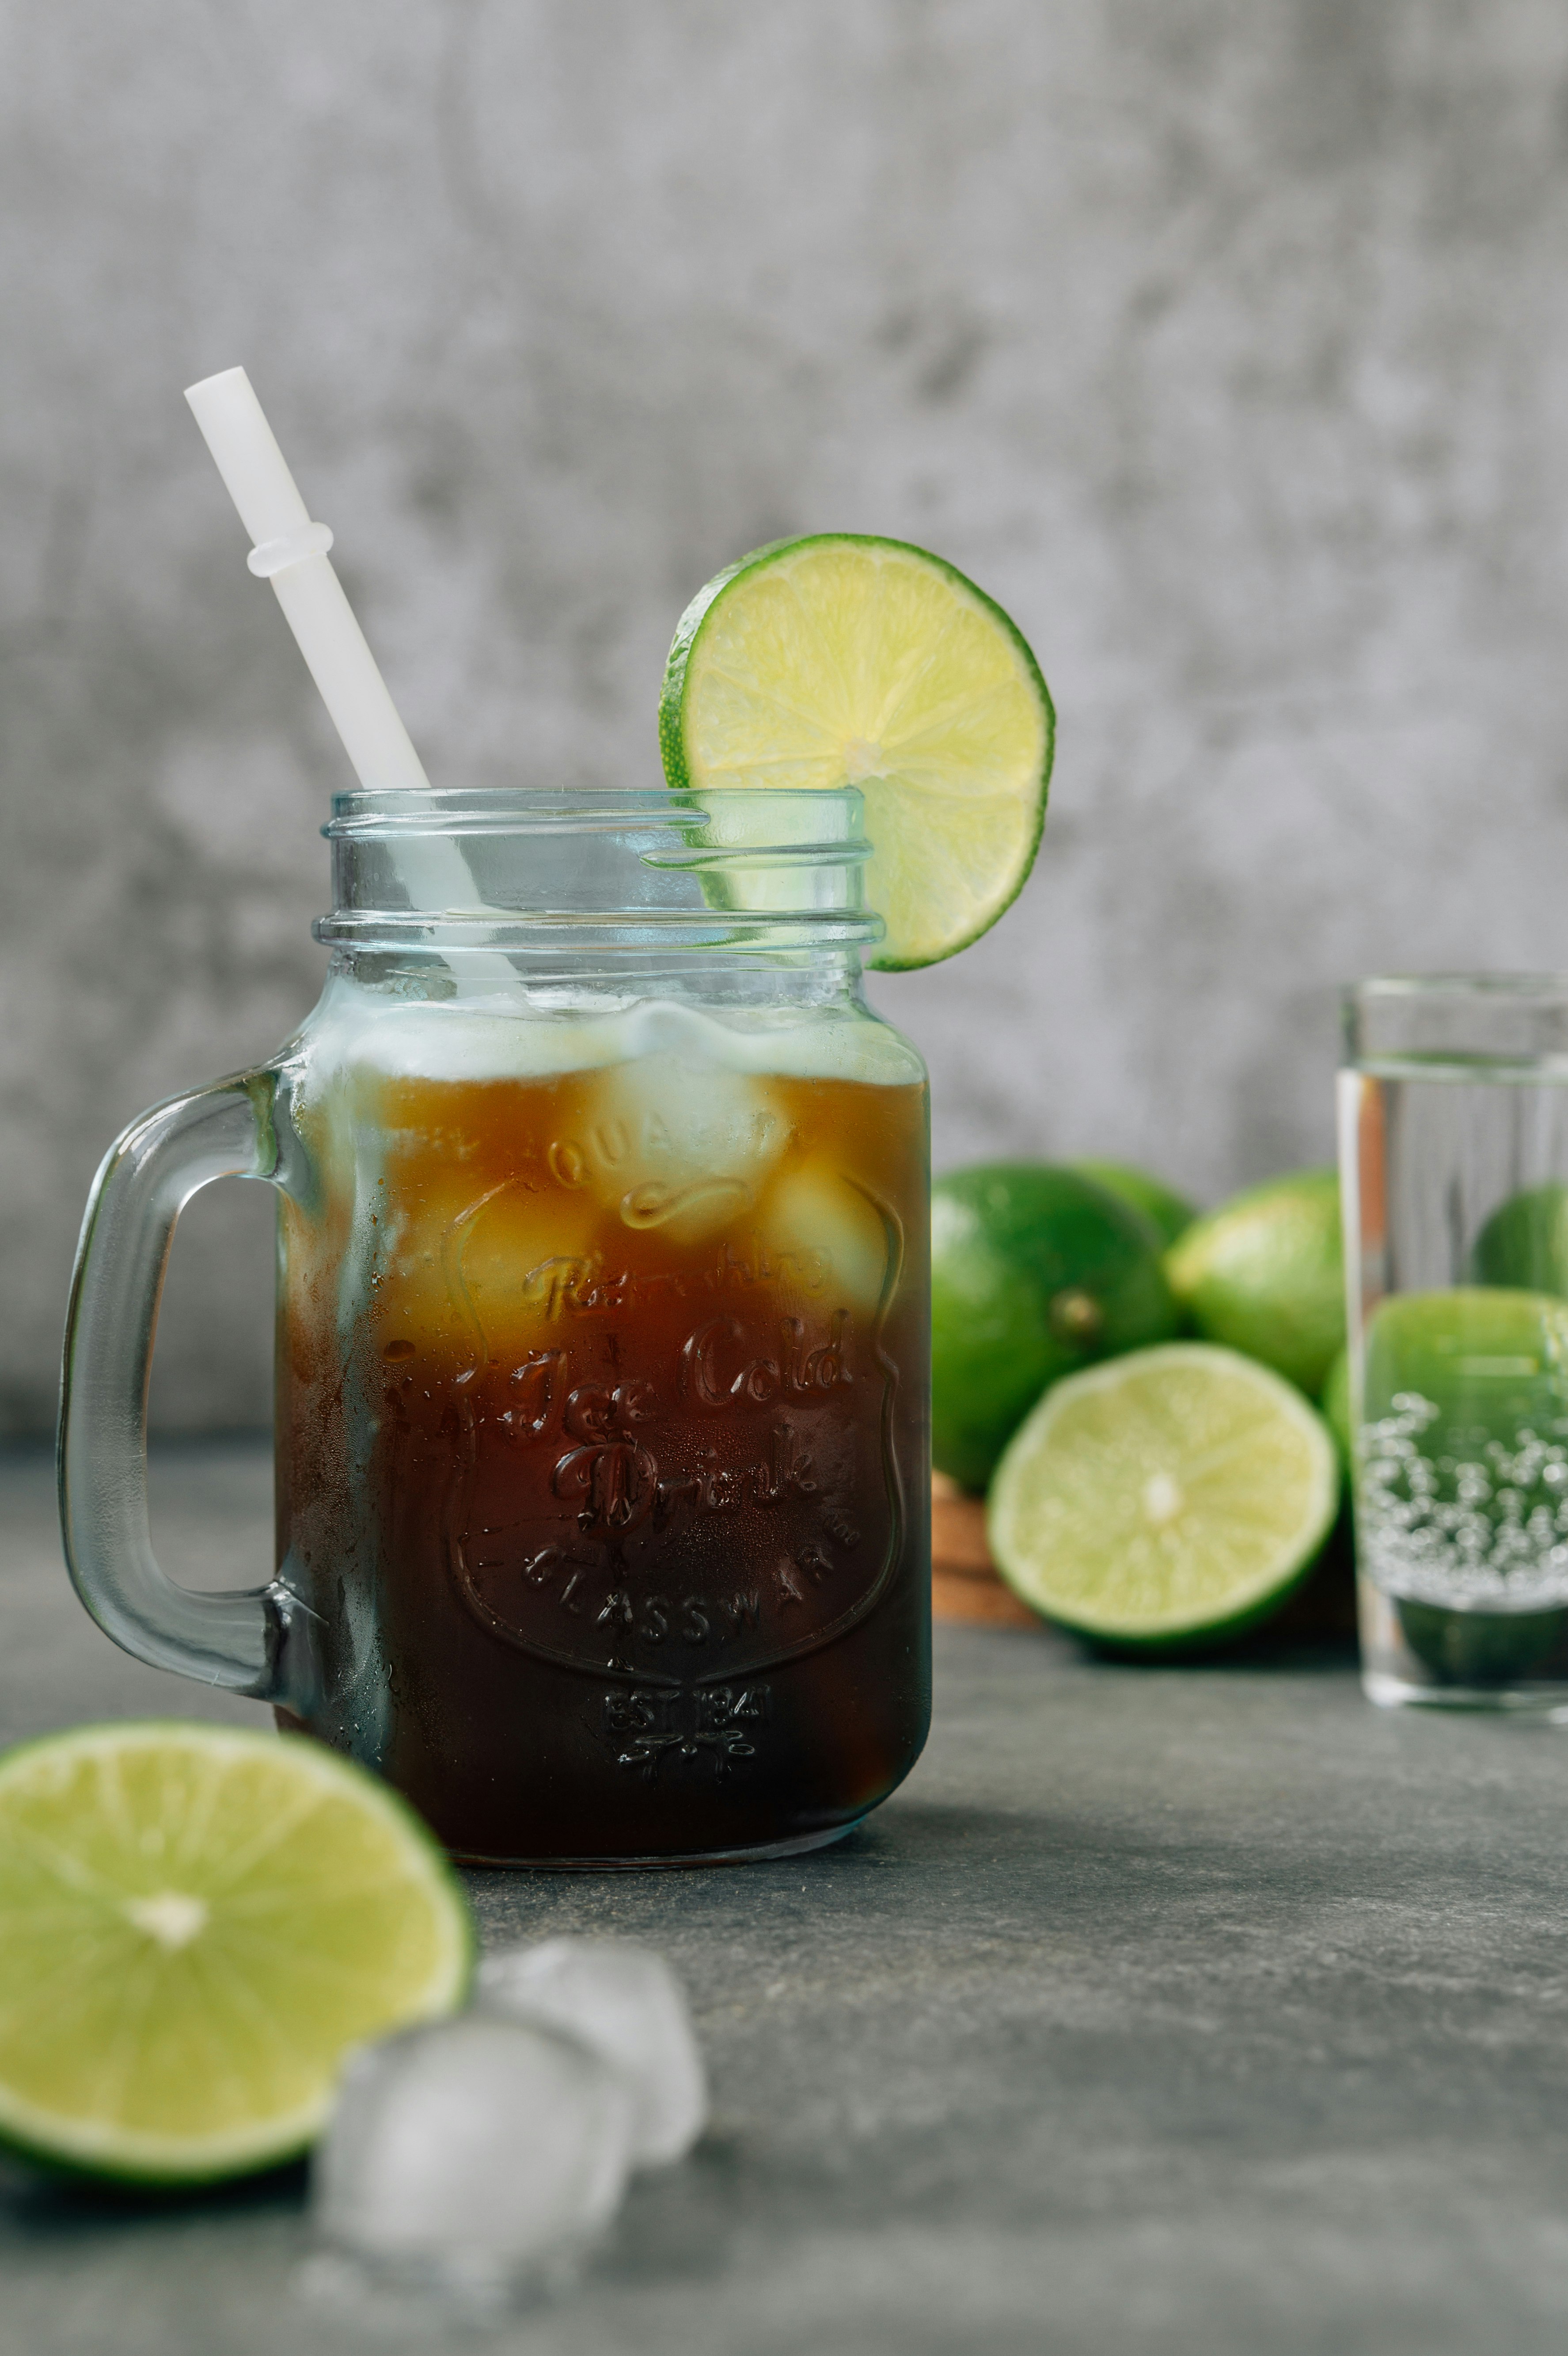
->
928, 1473, 1357, 1642
930, 1473, 1038, 1628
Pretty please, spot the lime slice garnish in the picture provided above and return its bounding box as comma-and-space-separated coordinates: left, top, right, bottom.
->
988, 1343, 1339, 1649
0, 1722, 472, 2183
659, 534, 1053, 970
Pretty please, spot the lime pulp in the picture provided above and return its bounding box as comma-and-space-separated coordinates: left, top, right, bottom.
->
0, 1722, 472, 2183
659, 534, 1052, 971
988, 1342, 1339, 1650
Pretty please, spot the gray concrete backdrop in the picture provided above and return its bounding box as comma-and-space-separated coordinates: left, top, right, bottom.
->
5, 0, 1568, 1432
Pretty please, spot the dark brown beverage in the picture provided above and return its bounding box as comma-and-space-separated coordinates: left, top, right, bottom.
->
277, 1033, 930, 1861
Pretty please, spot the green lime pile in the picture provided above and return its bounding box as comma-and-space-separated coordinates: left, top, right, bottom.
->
0, 1722, 471, 2184
929, 1155, 1348, 1651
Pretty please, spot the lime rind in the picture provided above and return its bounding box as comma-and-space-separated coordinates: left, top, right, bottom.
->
1162, 1169, 1344, 1399
987, 1343, 1340, 1651
930, 1162, 1181, 1492
0, 1720, 473, 2185
1070, 1161, 1196, 1251
659, 533, 1053, 972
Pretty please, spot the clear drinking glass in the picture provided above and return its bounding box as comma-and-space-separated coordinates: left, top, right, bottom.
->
1340, 975, 1568, 1711
59, 787, 932, 1861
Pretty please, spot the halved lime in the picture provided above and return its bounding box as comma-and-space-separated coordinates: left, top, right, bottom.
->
659, 534, 1053, 970
988, 1342, 1340, 1651
0, 1722, 472, 2183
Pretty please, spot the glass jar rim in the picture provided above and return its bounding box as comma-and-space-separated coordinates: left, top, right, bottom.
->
323, 784, 869, 836
1342, 972, 1568, 1076
1344, 972, 1568, 1006
317, 783, 886, 956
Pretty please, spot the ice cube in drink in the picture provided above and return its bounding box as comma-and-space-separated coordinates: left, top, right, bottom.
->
276, 996, 930, 1861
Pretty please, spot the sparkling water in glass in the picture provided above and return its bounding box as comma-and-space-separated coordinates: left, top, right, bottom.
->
1341, 976, 1568, 1711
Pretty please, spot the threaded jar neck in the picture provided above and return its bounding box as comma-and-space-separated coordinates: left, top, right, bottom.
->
316, 786, 883, 960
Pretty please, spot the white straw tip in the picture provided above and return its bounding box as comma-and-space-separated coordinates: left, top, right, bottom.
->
183, 366, 312, 546
184, 365, 254, 409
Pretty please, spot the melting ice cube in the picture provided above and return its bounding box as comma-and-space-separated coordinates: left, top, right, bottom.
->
477, 1937, 707, 2166
571, 1006, 792, 1243
311, 2013, 634, 2303
762, 1160, 892, 1313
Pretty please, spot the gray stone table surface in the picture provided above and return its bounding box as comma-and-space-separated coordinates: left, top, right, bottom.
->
4, 1442, 1568, 2355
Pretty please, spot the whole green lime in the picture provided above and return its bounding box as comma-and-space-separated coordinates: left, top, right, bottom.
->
1070, 1160, 1196, 1249
1470, 1183, 1568, 1296
1163, 1168, 1344, 1397
931, 1163, 1179, 1491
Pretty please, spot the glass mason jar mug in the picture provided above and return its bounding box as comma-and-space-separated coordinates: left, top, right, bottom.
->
60, 789, 932, 1863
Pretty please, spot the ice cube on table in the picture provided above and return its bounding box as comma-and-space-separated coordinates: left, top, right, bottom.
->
312, 2013, 635, 2303
477, 1937, 707, 2166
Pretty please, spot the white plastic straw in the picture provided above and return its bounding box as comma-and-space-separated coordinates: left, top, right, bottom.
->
185, 369, 431, 796
185, 368, 517, 987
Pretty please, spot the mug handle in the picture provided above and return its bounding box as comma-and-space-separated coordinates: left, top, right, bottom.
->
58, 1071, 296, 1699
